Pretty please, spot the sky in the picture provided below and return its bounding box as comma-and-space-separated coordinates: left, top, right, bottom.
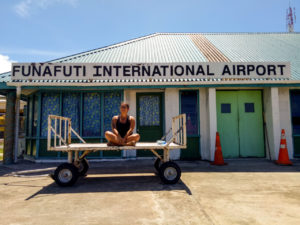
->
0, 0, 299, 73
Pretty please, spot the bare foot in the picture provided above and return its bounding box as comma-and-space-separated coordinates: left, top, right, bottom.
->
107, 142, 119, 146
125, 141, 136, 146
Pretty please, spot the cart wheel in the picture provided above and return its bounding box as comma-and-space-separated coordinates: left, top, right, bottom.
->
154, 158, 161, 171
53, 163, 79, 187
159, 161, 181, 184
76, 158, 89, 176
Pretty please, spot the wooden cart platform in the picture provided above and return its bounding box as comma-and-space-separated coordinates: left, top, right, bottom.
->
47, 114, 187, 186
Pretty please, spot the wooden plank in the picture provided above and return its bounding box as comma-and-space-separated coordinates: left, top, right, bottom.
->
150, 149, 162, 160
54, 118, 57, 148
183, 114, 187, 147
71, 127, 86, 143
47, 115, 51, 150
59, 118, 62, 146
68, 120, 71, 145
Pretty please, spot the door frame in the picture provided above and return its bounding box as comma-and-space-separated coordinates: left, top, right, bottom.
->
290, 89, 300, 157
216, 89, 266, 158
136, 92, 165, 139
179, 89, 201, 158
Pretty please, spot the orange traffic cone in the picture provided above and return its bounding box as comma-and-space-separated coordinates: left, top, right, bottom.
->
275, 129, 292, 166
211, 132, 227, 165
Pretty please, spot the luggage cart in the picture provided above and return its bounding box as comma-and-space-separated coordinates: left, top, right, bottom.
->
47, 114, 186, 186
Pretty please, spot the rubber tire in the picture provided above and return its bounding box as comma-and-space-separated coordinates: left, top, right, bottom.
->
154, 158, 161, 172
159, 161, 181, 184
54, 163, 79, 187
77, 158, 89, 176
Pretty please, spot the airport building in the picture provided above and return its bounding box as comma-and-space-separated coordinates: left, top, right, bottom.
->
0, 32, 300, 162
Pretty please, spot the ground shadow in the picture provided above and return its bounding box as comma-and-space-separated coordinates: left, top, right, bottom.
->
25, 174, 192, 200
1, 158, 300, 201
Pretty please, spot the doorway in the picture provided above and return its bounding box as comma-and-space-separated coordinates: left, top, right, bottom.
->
180, 90, 201, 159
136, 93, 163, 157
216, 90, 265, 158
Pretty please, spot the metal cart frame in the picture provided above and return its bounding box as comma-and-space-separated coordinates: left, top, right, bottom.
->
48, 114, 186, 186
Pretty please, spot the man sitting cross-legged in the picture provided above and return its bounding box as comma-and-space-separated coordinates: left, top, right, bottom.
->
105, 103, 140, 146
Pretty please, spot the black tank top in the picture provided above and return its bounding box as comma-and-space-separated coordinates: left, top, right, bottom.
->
116, 115, 131, 138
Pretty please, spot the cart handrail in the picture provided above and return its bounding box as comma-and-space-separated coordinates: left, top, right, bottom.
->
47, 113, 186, 151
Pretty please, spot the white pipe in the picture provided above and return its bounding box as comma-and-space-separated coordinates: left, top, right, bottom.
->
14, 86, 21, 163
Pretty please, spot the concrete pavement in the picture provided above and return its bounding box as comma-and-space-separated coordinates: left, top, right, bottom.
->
0, 159, 300, 225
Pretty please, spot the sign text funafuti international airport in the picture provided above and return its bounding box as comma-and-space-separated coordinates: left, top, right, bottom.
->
12, 62, 291, 80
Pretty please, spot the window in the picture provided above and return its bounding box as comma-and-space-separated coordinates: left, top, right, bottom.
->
39, 91, 121, 138
221, 103, 231, 113
139, 95, 160, 126
62, 93, 80, 136
83, 93, 101, 136
41, 93, 60, 137
103, 92, 122, 132
245, 103, 255, 113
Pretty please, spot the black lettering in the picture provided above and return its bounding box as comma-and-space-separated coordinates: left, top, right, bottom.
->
32, 65, 41, 76
21, 66, 31, 76
103, 66, 112, 76
174, 65, 184, 76
113, 66, 121, 76
196, 65, 205, 75
42, 66, 52, 76
277, 65, 286, 75
73, 66, 81, 76
93, 66, 102, 76
53, 65, 61, 77
256, 65, 266, 76
247, 65, 255, 75
141, 66, 150, 76
207, 65, 214, 76
237, 65, 246, 75
83, 66, 86, 76
123, 66, 131, 76
152, 66, 161, 76
12, 65, 20, 77
222, 65, 231, 75
186, 65, 194, 75
132, 66, 140, 76
160, 65, 168, 76
267, 65, 276, 75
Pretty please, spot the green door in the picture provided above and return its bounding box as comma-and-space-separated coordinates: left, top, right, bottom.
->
136, 93, 163, 157
216, 90, 265, 158
216, 91, 239, 158
180, 90, 201, 159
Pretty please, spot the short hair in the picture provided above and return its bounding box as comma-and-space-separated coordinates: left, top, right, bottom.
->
121, 102, 129, 109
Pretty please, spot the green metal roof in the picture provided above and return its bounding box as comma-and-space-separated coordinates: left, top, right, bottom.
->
204, 33, 300, 80
51, 33, 207, 63
1, 32, 300, 85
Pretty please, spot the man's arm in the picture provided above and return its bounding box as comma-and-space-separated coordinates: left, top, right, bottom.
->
124, 116, 136, 139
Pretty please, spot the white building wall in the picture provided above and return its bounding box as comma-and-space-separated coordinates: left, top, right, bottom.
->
199, 88, 211, 160
263, 87, 281, 160
123, 86, 296, 161
278, 87, 294, 159
165, 88, 180, 160
208, 88, 217, 161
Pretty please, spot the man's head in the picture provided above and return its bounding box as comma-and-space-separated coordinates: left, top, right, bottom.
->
120, 102, 129, 114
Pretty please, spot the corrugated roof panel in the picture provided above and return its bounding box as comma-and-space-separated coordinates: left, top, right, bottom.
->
1, 33, 300, 83
203, 33, 300, 80
53, 34, 207, 63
